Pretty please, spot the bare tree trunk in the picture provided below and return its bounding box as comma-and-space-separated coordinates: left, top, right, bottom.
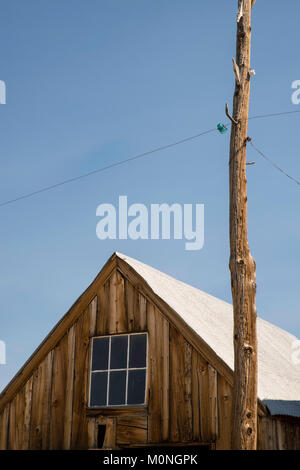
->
229, 0, 258, 450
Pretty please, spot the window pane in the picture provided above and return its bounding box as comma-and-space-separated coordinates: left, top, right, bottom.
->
108, 371, 126, 405
92, 337, 109, 371
110, 335, 128, 369
127, 369, 146, 405
90, 372, 108, 407
129, 334, 147, 368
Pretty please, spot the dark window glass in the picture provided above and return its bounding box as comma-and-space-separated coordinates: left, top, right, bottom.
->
129, 334, 147, 368
110, 336, 128, 369
90, 334, 147, 407
127, 369, 146, 405
90, 372, 107, 407
108, 371, 126, 405
92, 337, 109, 371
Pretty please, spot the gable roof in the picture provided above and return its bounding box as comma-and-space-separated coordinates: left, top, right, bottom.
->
117, 253, 300, 418
1, 252, 299, 418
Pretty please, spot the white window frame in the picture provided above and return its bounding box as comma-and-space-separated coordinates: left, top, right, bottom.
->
89, 332, 148, 408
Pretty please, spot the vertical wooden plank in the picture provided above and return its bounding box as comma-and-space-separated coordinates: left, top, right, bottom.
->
8, 397, 17, 449
191, 350, 201, 441
63, 324, 75, 450
208, 365, 218, 440
265, 417, 271, 450
14, 387, 26, 449
30, 351, 53, 449
97, 279, 110, 335
50, 334, 68, 449
280, 420, 286, 450
29, 358, 42, 449
191, 349, 212, 443
147, 303, 163, 443
89, 296, 98, 337
44, 351, 54, 448
115, 271, 127, 333
162, 319, 169, 441
124, 279, 146, 332
184, 341, 193, 442
266, 418, 274, 450
85, 296, 98, 416
257, 415, 266, 450
295, 422, 300, 450
276, 419, 284, 450
289, 421, 295, 450
291, 422, 297, 450
198, 357, 210, 442
274, 418, 279, 450
136, 292, 147, 331
87, 418, 97, 449
108, 271, 118, 334
125, 278, 135, 332
133, 287, 140, 330
71, 308, 90, 449
23, 376, 33, 449
0, 404, 9, 450
103, 417, 117, 449
216, 374, 232, 450
169, 325, 185, 443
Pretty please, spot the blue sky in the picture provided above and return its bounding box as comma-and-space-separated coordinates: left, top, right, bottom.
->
0, 0, 299, 391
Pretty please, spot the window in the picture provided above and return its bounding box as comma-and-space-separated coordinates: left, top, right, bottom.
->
89, 333, 147, 407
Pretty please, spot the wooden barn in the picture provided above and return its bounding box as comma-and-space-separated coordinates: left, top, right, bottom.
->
0, 252, 300, 450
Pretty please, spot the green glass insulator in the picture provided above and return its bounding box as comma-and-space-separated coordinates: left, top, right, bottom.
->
217, 123, 228, 134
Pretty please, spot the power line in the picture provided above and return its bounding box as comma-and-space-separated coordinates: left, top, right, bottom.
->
0, 127, 217, 208
0, 109, 300, 208
249, 141, 300, 186
248, 109, 300, 121
223, 109, 300, 127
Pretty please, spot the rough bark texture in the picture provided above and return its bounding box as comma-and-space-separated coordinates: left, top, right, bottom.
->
229, 0, 258, 450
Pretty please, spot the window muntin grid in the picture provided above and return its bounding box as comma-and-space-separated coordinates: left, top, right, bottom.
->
89, 332, 147, 407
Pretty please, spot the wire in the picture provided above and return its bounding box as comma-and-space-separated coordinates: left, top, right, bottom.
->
0, 127, 217, 208
0, 108, 300, 207
249, 141, 300, 187
223, 109, 300, 127
248, 109, 300, 121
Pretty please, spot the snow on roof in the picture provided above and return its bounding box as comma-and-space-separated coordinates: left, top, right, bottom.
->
117, 253, 300, 417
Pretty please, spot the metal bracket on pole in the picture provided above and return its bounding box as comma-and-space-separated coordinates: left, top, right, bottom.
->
225, 103, 239, 125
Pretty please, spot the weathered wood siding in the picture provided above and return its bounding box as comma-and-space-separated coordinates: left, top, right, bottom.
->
0, 266, 299, 450
258, 415, 300, 450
